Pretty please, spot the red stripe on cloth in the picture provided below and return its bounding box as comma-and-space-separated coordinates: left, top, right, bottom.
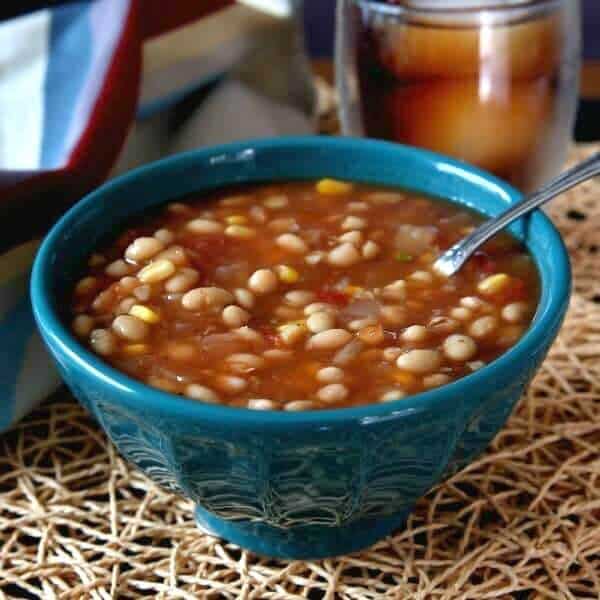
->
0, 2, 142, 253
141, 0, 233, 39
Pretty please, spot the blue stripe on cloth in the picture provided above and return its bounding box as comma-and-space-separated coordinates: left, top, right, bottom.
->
41, 1, 92, 169
0, 287, 37, 430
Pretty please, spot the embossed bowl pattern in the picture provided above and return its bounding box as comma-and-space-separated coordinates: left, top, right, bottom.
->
31, 137, 570, 559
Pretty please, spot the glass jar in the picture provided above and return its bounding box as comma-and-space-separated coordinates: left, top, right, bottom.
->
336, 0, 581, 191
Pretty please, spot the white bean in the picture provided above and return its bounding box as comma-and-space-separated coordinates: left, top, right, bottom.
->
166, 343, 197, 361
133, 285, 152, 301
306, 311, 336, 333
269, 217, 297, 232
263, 349, 293, 361
116, 297, 137, 315
382, 280, 406, 302
225, 225, 256, 239
338, 230, 363, 245
186, 218, 223, 234
105, 259, 131, 278
276, 233, 308, 254
234, 288, 255, 309
185, 384, 220, 403
467, 360, 486, 372
443, 334, 477, 362
154, 228, 175, 244
263, 194, 288, 209
215, 375, 248, 394
429, 316, 459, 334
409, 270, 434, 284
285, 290, 315, 307
327, 243, 361, 268
380, 305, 406, 326
469, 316, 498, 339
380, 389, 406, 402
222, 305, 250, 328
75, 276, 97, 295
182, 287, 234, 311
125, 237, 164, 262
249, 205, 267, 223
234, 326, 264, 344
450, 307, 472, 321
402, 325, 428, 343
305, 251, 325, 265
316, 366, 344, 383
362, 240, 380, 260
227, 353, 265, 371
248, 399, 276, 410
119, 276, 140, 293
90, 329, 116, 356
72, 315, 95, 337
502, 302, 529, 323
348, 317, 377, 331
423, 373, 451, 389
460, 296, 489, 311
347, 201, 369, 212
248, 269, 278, 294
317, 383, 349, 403
112, 315, 149, 341
284, 400, 314, 411
341, 216, 367, 230
382, 347, 403, 361
396, 349, 441, 374
156, 246, 187, 266
165, 268, 200, 293
306, 329, 353, 351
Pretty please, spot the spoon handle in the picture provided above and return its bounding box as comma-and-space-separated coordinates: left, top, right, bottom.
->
434, 152, 600, 277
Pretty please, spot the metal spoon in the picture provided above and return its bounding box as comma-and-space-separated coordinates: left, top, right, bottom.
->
433, 153, 600, 277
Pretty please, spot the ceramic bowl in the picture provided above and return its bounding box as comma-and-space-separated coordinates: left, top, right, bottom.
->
31, 137, 570, 559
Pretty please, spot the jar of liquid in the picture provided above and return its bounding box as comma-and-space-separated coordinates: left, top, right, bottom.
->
336, 0, 581, 190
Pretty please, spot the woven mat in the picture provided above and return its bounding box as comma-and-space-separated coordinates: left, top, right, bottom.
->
1, 140, 599, 598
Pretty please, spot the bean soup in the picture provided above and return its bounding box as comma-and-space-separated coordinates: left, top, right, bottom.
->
70, 180, 539, 410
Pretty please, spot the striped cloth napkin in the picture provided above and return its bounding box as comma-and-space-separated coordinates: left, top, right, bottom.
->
0, 0, 233, 431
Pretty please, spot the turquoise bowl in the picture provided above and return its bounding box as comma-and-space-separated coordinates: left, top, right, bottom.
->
31, 137, 570, 559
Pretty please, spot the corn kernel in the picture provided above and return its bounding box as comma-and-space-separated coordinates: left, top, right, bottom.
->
137, 259, 176, 283
225, 215, 248, 225
278, 320, 308, 346
225, 225, 256, 239
122, 344, 150, 356
316, 178, 353, 196
276, 265, 300, 284
477, 273, 511, 296
129, 305, 160, 324
345, 285, 364, 296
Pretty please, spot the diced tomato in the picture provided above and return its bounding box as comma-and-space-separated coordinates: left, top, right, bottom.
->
502, 277, 527, 302
254, 323, 281, 347
316, 288, 350, 307
471, 251, 497, 275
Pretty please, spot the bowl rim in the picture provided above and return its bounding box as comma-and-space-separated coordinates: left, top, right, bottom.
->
31, 136, 571, 426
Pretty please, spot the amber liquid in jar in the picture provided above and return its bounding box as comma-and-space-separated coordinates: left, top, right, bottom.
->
356, 2, 572, 190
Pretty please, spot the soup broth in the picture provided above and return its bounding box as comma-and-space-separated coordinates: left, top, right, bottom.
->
70, 180, 539, 410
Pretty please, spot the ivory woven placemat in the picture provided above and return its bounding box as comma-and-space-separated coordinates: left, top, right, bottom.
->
1, 141, 599, 599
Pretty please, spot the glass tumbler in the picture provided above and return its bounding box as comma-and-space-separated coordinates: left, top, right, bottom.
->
336, 0, 581, 191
